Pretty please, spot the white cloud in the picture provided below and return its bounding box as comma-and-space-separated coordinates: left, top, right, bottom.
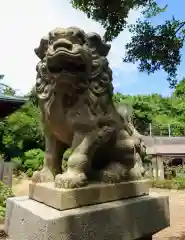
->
0, 0, 140, 94
108, 10, 141, 72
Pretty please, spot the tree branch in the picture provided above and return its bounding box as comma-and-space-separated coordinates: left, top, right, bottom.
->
175, 22, 185, 34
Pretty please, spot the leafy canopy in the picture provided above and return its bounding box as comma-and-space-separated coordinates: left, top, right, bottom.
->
173, 77, 185, 97
71, 0, 185, 87
113, 77, 185, 136
71, 0, 153, 41
0, 74, 17, 96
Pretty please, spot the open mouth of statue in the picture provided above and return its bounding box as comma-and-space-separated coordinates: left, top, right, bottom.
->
47, 53, 86, 74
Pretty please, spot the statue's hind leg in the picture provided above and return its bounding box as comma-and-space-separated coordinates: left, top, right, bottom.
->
114, 130, 146, 180
55, 126, 115, 188
98, 129, 146, 183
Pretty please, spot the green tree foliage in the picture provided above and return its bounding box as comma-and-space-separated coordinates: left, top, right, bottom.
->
0, 85, 16, 96
0, 79, 44, 160
71, 1, 185, 86
23, 149, 44, 172
12, 148, 71, 176
71, 0, 155, 41
173, 77, 185, 97
2, 102, 44, 159
0, 75, 17, 96
114, 90, 185, 136
123, 17, 185, 87
12, 149, 45, 177
0, 181, 14, 220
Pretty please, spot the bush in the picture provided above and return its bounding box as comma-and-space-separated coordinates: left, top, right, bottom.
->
24, 159, 40, 171
0, 181, 14, 220
24, 149, 44, 169
26, 168, 33, 178
11, 147, 72, 177
11, 149, 44, 176
23, 149, 44, 177
152, 177, 185, 189
0, 206, 5, 222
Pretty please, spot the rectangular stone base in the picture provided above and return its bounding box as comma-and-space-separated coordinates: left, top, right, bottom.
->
29, 179, 150, 210
5, 193, 170, 240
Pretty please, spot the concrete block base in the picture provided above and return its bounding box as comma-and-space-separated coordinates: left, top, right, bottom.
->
29, 179, 150, 210
5, 193, 170, 240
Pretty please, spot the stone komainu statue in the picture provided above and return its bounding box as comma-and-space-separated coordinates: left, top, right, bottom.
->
32, 27, 146, 188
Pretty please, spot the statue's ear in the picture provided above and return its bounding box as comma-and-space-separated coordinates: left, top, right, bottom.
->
34, 36, 48, 60
100, 42, 111, 57
87, 32, 111, 57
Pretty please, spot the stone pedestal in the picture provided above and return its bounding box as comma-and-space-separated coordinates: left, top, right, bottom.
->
29, 180, 150, 210
4, 193, 169, 240
4, 180, 170, 240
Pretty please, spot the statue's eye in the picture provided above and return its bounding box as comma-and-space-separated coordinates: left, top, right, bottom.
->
49, 39, 53, 45
48, 32, 55, 44
76, 31, 86, 44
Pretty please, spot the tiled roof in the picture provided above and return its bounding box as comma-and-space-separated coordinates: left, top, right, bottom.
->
0, 94, 28, 103
142, 136, 185, 155
146, 144, 185, 155
142, 136, 185, 145
0, 94, 28, 118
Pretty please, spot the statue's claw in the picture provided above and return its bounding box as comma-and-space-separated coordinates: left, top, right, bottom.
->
55, 171, 88, 189
32, 168, 54, 183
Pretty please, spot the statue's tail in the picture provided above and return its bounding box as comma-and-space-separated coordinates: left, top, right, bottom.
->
116, 103, 131, 122
116, 103, 146, 152
115, 103, 141, 137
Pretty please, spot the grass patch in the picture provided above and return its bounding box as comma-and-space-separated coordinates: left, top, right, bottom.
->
0, 181, 14, 221
151, 177, 185, 189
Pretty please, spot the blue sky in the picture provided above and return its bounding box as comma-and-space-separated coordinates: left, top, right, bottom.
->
113, 0, 185, 96
0, 0, 184, 96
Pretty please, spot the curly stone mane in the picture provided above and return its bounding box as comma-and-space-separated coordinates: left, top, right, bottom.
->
87, 32, 113, 97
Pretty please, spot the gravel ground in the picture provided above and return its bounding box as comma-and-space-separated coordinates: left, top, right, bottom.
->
152, 188, 185, 239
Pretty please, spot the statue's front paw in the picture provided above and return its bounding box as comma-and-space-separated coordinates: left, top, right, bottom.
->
32, 168, 54, 183
55, 171, 88, 189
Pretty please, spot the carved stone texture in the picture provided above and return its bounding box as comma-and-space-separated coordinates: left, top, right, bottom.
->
32, 26, 147, 189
